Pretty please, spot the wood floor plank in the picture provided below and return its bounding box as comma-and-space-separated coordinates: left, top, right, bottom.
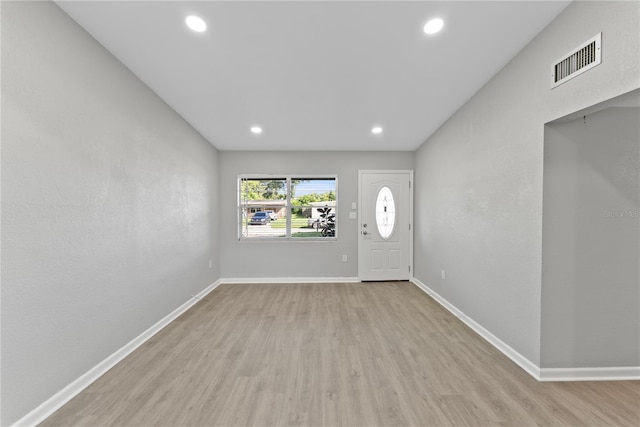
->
41, 282, 640, 427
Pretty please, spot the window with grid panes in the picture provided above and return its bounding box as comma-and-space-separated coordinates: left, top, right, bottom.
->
238, 176, 337, 240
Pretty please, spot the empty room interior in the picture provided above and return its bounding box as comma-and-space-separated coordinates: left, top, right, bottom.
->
1, 1, 639, 426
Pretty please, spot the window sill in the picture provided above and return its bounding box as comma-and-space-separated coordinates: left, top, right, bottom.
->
238, 237, 338, 243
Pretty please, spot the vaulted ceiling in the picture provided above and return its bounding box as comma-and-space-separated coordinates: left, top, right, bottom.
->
57, 1, 570, 151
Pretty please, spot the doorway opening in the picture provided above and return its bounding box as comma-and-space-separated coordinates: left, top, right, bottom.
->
541, 89, 639, 369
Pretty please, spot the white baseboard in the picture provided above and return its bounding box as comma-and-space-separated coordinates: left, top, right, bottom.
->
220, 277, 360, 284
410, 278, 542, 379
539, 366, 640, 382
13, 279, 223, 427
16, 277, 637, 426
411, 278, 640, 382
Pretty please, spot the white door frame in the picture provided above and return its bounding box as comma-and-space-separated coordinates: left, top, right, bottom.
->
358, 170, 414, 281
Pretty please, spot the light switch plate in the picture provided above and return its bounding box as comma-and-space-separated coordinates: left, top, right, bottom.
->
349, 211, 357, 219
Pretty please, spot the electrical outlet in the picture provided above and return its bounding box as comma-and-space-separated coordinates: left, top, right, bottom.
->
342, 254, 348, 262
441, 269, 446, 280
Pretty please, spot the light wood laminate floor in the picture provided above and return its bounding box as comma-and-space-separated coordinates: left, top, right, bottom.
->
42, 282, 639, 426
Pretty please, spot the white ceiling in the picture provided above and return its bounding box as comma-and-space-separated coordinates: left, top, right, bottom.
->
56, 1, 570, 151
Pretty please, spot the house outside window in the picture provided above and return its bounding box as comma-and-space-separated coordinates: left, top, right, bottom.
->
238, 176, 337, 240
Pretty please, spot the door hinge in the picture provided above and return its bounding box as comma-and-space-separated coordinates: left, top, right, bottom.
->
409, 224, 411, 231
409, 265, 411, 272
409, 181, 411, 188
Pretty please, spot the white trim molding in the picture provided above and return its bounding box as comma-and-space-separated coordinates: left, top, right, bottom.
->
539, 367, 640, 382
13, 279, 223, 427
220, 277, 360, 284
410, 278, 541, 379
411, 278, 640, 382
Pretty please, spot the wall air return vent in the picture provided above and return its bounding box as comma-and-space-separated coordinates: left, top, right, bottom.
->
551, 33, 601, 89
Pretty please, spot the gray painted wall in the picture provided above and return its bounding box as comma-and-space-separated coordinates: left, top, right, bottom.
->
541, 106, 639, 368
413, 0, 639, 366
218, 151, 414, 279
2, 0, 639, 424
1, 2, 220, 424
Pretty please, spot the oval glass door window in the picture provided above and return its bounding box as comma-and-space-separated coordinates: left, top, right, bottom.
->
376, 186, 396, 239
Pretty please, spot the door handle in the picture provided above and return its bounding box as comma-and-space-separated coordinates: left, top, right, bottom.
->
362, 231, 368, 235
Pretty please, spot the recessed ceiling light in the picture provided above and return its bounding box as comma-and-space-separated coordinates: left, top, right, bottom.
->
423, 18, 444, 35
371, 127, 383, 134
251, 126, 263, 134
186, 15, 207, 32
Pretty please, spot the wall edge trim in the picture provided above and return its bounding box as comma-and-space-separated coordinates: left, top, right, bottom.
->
410, 279, 640, 382
12, 279, 224, 427
538, 366, 640, 382
410, 278, 542, 380
219, 277, 360, 284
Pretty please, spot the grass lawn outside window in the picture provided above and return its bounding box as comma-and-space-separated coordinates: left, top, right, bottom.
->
238, 175, 337, 240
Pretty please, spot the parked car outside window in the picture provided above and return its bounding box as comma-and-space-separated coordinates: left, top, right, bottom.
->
249, 212, 271, 225
265, 210, 277, 221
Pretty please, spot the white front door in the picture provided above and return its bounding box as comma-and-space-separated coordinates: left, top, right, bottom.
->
358, 171, 413, 281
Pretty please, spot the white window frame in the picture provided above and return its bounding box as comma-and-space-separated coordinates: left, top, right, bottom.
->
238, 174, 338, 241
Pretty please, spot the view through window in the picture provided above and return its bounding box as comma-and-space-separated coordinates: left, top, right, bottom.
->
239, 176, 337, 239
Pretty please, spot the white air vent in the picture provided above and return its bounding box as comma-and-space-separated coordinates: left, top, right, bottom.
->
551, 33, 601, 89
